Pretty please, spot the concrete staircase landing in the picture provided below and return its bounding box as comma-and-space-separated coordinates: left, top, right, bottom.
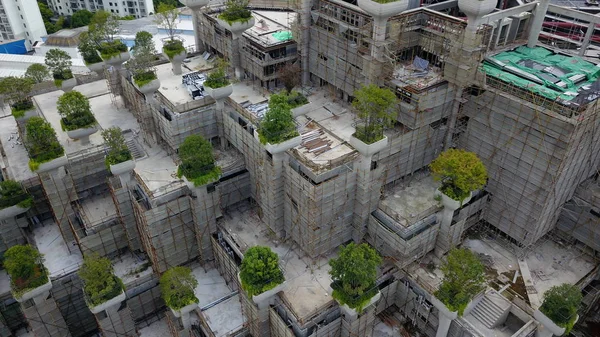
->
470, 294, 510, 328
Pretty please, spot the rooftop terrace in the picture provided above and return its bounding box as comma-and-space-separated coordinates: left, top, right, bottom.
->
379, 174, 440, 228
155, 57, 215, 111
244, 11, 296, 48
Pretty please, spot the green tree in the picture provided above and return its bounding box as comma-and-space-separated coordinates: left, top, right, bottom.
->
4, 245, 48, 293
219, 0, 252, 24
277, 63, 300, 94
153, 0, 182, 9
38, 2, 53, 22
127, 31, 157, 75
26, 117, 64, 170
102, 127, 132, 166
160, 266, 198, 311
329, 243, 382, 312
154, 3, 179, 40
429, 149, 488, 201
45, 48, 73, 80
352, 84, 397, 144
72, 10, 94, 28
540, 284, 582, 333
0, 180, 33, 209
25, 64, 50, 84
258, 93, 298, 145
78, 31, 103, 64
57, 91, 96, 130
435, 248, 486, 316
79, 254, 123, 306
203, 58, 229, 89
239, 246, 284, 297
89, 10, 120, 42
177, 135, 220, 186
0, 76, 34, 106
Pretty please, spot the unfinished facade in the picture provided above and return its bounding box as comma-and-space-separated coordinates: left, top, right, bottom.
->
0, 0, 599, 337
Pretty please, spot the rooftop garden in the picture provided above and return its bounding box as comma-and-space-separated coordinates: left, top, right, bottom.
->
430, 149, 488, 202
25, 117, 65, 171
0, 180, 33, 210
25, 64, 50, 84
539, 283, 582, 334
329, 243, 382, 313
78, 31, 104, 65
45, 48, 74, 87
352, 84, 397, 144
127, 31, 158, 88
219, 0, 252, 24
203, 58, 230, 89
102, 127, 132, 167
155, 4, 186, 60
4, 245, 49, 297
98, 40, 128, 60
160, 266, 198, 311
239, 246, 285, 298
0, 76, 35, 119
177, 135, 221, 186
57, 91, 97, 131
257, 93, 299, 145
79, 254, 124, 307
435, 248, 486, 316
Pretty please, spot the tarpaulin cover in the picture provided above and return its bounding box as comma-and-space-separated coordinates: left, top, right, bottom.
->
272, 31, 293, 41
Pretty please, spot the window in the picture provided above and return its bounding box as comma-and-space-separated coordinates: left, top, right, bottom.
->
17, 6, 20, 10
110, 9, 114, 12
20, 15, 23, 19
109, 2, 112, 5
23, 23, 26, 28
26, 32, 29, 36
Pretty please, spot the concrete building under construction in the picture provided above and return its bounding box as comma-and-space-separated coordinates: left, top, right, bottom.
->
0, 0, 600, 336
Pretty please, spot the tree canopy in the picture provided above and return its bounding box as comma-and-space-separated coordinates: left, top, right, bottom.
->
89, 10, 120, 42
239, 246, 284, 297
72, 10, 94, 28
57, 91, 96, 130
177, 135, 220, 186
4, 245, 48, 294
258, 93, 299, 145
430, 149, 488, 201
160, 266, 198, 310
540, 283, 582, 333
45, 49, 73, 79
79, 254, 123, 306
277, 63, 301, 94
25, 64, 50, 84
329, 243, 382, 312
0, 180, 32, 210
219, 0, 252, 24
0, 76, 34, 105
352, 84, 397, 144
435, 248, 486, 316
26, 117, 64, 170
78, 31, 103, 64
154, 4, 179, 40
102, 127, 132, 166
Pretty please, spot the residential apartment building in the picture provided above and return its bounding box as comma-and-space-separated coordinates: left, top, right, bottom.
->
47, 0, 154, 18
0, 0, 47, 53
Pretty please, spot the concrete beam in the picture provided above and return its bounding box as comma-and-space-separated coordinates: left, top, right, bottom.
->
481, 2, 538, 23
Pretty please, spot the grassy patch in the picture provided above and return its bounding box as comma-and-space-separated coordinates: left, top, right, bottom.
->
178, 165, 221, 187
99, 40, 128, 60
162, 40, 185, 60
133, 71, 157, 88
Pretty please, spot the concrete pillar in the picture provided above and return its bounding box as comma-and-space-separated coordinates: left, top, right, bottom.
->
527, 0, 550, 48
89, 292, 137, 337
339, 293, 381, 337
182, 0, 209, 53
300, 0, 311, 85
170, 303, 197, 337
434, 191, 472, 258
216, 17, 256, 80
183, 177, 221, 264
431, 296, 458, 337
0, 205, 29, 249
16, 281, 71, 337
534, 310, 575, 337
357, 0, 409, 62
443, 87, 463, 150
136, 79, 161, 106
205, 84, 233, 150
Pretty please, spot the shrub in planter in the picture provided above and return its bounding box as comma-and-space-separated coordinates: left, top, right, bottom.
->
25, 64, 50, 84
239, 246, 284, 297
45, 49, 74, 86
159, 266, 198, 311
102, 127, 132, 167
435, 248, 486, 316
177, 135, 221, 186
270, 91, 307, 109
257, 94, 298, 145
79, 254, 124, 307
78, 31, 103, 66
352, 84, 397, 144
203, 67, 229, 89
0, 76, 35, 118
219, 0, 252, 24
98, 40, 128, 60
0, 180, 33, 209
429, 149, 487, 202
57, 91, 96, 131
133, 71, 157, 88
539, 283, 582, 334
25, 117, 65, 171
4, 245, 48, 296
329, 243, 382, 313
163, 39, 185, 60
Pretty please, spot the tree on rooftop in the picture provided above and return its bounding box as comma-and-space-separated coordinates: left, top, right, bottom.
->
89, 10, 120, 42
4, 245, 48, 295
352, 84, 397, 144
0, 76, 35, 118
429, 149, 487, 202
154, 3, 179, 41
26, 116, 65, 171
25, 64, 50, 84
0, 180, 33, 210
277, 63, 301, 94
329, 243, 382, 313
45, 48, 73, 83
78, 31, 103, 65
539, 283, 582, 334
239, 246, 284, 297
258, 95, 298, 145
79, 254, 124, 307
160, 266, 198, 311
203, 58, 230, 89
57, 91, 96, 131
127, 31, 158, 87
177, 135, 221, 186
435, 248, 486, 316
219, 0, 252, 24
102, 127, 132, 167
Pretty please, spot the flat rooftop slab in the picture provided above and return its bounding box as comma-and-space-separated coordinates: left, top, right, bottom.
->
0, 115, 36, 181
139, 317, 170, 337
134, 144, 184, 199
244, 11, 296, 47
155, 61, 212, 109
0, 270, 10, 297
391, 60, 444, 91
379, 174, 440, 228
112, 251, 153, 285
304, 95, 356, 143
203, 294, 244, 337
33, 222, 83, 277
222, 201, 335, 322
79, 192, 118, 229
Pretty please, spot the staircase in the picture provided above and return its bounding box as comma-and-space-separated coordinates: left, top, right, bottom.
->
125, 138, 145, 160
470, 295, 507, 328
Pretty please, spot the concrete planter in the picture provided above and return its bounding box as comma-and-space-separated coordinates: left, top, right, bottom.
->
104, 52, 130, 68
430, 296, 458, 319
357, 0, 409, 19
252, 281, 287, 306
109, 159, 135, 176
204, 84, 233, 101
0, 205, 30, 220
253, 130, 302, 155
135, 78, 161, 95
14, 279, 52, 304
87, 61, 104, 74
164, 49, 187, 75
340, 291, 381, 320
534, 310, 578, 337
35, 155, 68, 173
182, 0, 209, 9
349, 135, 388, 157
14, 108, 37, 122
59, 77, 77, 92
458, 0, 497, 28
87, 290, 126, 314
170, 302, 197, 318
216, 17, 256, 39
66, 125, 98, 145
439, 189, 472, 210
291, 103, 310, 118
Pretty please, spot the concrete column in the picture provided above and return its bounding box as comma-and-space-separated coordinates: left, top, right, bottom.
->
182, 0, 209, 53
300, 0, 311, 85
170, 303, 197, 336
136, 79, 161, 106
183, 178, 221, 264
431, 296, 458, 337
434, 191, 471, 258
0, 205, 29, 248
443, 86, 463, 150
205, 85, 233, 150
527, 0, 550, 48
357, 0, 408, 62
216, 17, 256, 80
17, 281, 71, 337
579, 22, 596, 56
90, 292, 137, 337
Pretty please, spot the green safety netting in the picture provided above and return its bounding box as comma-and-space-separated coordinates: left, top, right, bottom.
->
272, 31, 292, 41
481, 46, 600, 101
